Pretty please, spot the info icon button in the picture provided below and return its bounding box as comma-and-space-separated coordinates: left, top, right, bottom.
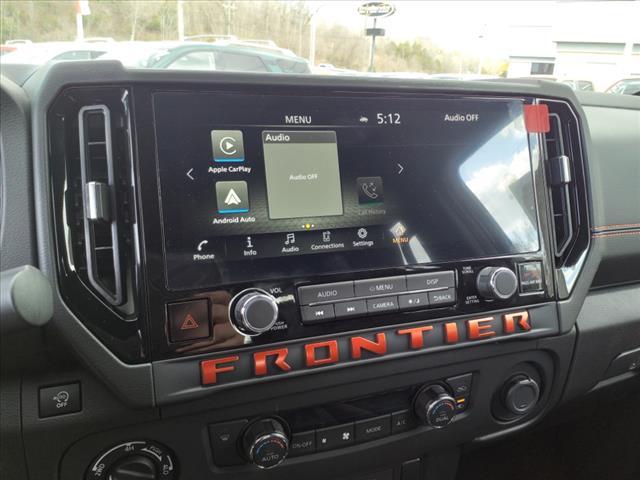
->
212, 130, 245, 163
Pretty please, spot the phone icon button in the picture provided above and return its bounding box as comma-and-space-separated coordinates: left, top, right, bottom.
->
357, 177, 384, 205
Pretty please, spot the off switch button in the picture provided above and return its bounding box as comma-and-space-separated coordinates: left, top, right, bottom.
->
39, 383, 81, 418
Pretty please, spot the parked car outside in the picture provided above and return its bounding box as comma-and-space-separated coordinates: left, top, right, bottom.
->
605, 77, 640, 95
101, 41, 311, 74
561, 79, 595, 91
0, 41, 111, 83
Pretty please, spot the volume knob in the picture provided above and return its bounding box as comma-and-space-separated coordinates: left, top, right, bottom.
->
476, 267, 518, 300
232, 290, 279, 335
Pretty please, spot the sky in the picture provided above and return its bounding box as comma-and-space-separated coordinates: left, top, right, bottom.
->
312, 1, 640, 59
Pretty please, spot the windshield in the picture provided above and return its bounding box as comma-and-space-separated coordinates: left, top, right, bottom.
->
1, 1, 639, 93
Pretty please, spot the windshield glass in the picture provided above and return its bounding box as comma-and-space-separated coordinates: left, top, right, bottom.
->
1, 1, 638, 93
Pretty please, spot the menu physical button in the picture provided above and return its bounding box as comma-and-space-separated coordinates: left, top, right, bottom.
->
298, 281, 354, 305
355, 415, 391, 444
428, 288, 456, 306
334, 299, 367, 318
366, 296, 399, 313
316, 423, 355, 451
301, 304, 335, 323
406, 271, 455, 291
398, 292, 429, 311
355, 276, 406, 297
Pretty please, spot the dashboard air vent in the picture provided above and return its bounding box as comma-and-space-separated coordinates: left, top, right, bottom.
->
78, 105, 123, 304
539, 99, 588, 268
49, 87, 142, 359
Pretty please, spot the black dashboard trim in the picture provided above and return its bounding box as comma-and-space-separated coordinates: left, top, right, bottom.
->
23, 60, 601, 408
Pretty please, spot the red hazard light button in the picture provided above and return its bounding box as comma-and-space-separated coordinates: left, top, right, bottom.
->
167, 299, 211, 342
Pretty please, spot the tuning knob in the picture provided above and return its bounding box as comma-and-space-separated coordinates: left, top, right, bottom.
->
232, 290, 279, 335
242, 418, 289, 469
476, 266, 518, 300
502, 375, 540, 415
413, 384, 457, 428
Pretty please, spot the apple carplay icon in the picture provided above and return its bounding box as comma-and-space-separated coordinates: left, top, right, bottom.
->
211, 130, 245, 163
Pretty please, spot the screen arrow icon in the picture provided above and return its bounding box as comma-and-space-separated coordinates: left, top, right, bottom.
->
186, 168, 195, 180
397, 163, 404, 174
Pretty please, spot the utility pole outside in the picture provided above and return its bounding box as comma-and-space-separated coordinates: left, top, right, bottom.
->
177, 0, 185, 41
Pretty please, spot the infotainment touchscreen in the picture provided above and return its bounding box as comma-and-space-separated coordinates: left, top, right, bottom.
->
154, 92, 540, 290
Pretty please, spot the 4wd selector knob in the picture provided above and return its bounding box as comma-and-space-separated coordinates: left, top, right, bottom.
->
108, 455, 157, 480
243, 418, 289, 469
413, 384, 457, 428
476, 266, 518, 300
232, 290, 279, 335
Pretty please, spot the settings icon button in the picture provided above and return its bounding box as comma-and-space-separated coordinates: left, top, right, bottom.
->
357, 227, 368, 239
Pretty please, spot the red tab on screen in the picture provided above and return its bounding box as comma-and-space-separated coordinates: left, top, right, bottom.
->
523, 104, 550, 133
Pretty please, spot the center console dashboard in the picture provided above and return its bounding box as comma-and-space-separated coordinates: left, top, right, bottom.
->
15, 62, 614, 479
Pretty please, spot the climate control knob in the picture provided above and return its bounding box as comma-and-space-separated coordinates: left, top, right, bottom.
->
232, 290, 279, 335
242, 418, 289, 469
476, 266, 518, 300
413, 384, 457, 428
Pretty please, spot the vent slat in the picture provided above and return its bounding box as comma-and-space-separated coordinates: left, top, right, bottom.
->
78, 105, 124, 306
540, 101, 581, 264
